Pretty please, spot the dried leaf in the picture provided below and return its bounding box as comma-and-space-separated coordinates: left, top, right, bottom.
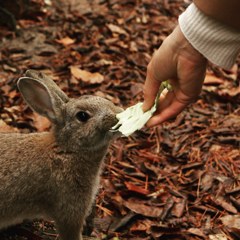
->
9, 90, 18, 99
0, 120, 18, 133
3, 64, 17, 72
56, 37, 75, 46
171, 198, 186, 218
187, 228, 206, 238
123, 199, 162, 218
96, 59, 113, 66
130, 83, 143, 97
220, 215, 240, 229
209, 233, 228, 240
160, 198, 174, 220
55, 0, 92, 14
31, 112, 51, 132
107, 23, 128, 35
130, 219, 152, 232
204, 73, 224, 85
109, 212, 136, 232
70, 66, 104, 84
201, 173, 214, 192
213, 196, 238, 214
219, 87, 240, 98
124, 182, 149, 195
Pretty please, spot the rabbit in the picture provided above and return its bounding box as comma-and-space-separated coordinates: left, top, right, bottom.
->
0, 70, 122, 240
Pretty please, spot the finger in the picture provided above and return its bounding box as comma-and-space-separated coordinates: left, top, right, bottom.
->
145, 90, 175, 126
146, 98, 187, 127
142, 73, 161, 112
157, 90, 174, 112
142, 38, 178, 112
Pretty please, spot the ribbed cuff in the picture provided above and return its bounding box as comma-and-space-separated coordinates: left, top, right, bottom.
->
179, 3, 240, 69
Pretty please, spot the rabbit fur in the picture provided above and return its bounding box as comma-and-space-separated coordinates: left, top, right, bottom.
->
0, 70, 122, 240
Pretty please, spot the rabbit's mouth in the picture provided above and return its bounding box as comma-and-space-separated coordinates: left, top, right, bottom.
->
107, 128, 122, 139
102, 121, 122, 141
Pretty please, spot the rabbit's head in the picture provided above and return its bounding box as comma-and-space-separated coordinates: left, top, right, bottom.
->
17, 70, 122, 151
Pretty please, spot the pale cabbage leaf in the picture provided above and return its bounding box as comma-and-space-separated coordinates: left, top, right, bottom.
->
111, 81, 171, 136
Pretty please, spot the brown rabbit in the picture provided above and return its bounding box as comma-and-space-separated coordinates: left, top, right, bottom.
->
0, 70, 122, 240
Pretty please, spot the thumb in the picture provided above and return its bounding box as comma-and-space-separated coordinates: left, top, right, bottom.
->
142, 70, 161, 112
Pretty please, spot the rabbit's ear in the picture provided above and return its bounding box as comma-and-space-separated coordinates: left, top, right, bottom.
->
17, 77, 68, 122
24, 70, 69, 104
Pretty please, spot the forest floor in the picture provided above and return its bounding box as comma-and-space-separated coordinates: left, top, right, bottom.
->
0, 0, 239, 239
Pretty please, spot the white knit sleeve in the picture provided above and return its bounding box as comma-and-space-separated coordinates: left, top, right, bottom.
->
178, 3, 240, 69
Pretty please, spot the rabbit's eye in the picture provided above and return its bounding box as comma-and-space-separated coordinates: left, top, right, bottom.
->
76, 111, 90, 122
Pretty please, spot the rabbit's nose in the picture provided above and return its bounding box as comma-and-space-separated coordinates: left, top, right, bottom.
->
115, 106, 123, 114
102, 113, 119, 130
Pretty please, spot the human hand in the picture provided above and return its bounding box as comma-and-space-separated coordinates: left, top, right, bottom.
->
142, 25, 208, 127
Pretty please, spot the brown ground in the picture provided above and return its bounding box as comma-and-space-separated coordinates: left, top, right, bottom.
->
0, 0, 239, 239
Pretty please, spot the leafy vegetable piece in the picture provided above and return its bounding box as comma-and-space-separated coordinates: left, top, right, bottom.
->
111, 81, 171, 136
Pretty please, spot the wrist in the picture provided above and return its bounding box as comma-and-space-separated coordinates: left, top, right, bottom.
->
193, 0, 240, 31
178, 3, 240, 69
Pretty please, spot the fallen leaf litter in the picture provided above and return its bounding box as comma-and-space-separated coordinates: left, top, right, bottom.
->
0, 0, 239, 240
